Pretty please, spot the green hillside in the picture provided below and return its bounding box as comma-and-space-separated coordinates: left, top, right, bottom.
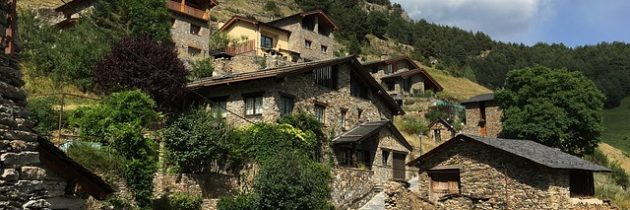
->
602, 97, 630, 153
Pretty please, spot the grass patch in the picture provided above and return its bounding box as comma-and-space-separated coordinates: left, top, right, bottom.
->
422, 66, 492, 101
601, 97, 630, 153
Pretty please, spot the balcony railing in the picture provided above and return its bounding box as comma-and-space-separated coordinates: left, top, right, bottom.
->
224, 40, 256, 56
167, 1, 209, 21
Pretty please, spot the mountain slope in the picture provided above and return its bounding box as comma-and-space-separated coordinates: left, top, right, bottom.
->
601, 97, 630, 153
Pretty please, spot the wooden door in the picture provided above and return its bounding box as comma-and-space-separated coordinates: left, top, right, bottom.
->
392, 152, 406, 180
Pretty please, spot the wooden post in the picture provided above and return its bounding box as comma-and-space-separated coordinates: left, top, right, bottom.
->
57, 91, 65, 145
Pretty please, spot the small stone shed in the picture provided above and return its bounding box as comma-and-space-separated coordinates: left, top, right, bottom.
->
461, 93, 502, 137
427, 118, 456, 143
407, 134, 610, 210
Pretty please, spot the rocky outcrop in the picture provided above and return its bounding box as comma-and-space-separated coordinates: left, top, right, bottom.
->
383, 181, 434, 210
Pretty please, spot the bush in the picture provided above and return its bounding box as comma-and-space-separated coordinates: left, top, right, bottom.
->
217, 194, 257, 210
163, 108, 238, 174
68, 90, 160, 143
424, 107, 450, 123
264, 1, 282, 17
188, 58, 214, 81
65, 141, 125, 180
93, 36, 187, 111
399, 115, 429, 135
254, 151, 333, 210
168, 192, 202, 210
27, 96, 60, 135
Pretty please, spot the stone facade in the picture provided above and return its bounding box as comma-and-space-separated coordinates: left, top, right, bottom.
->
427, 120, 456, 144
331, 167, 375, 209
190, 58, 414, 208
194, 62, 395, 131
212, 51, 293, 76
364, 57, 442, 105
171, 13, 212, 62
414, 141, 573, 210
462, 101, 502, 137
268, 11, 337, 61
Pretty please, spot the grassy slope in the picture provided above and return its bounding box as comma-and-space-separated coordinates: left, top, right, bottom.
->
601, 97, 630, 153
212, 0, 299, 22
17, 0, 63, 10
422, 66, 492, 101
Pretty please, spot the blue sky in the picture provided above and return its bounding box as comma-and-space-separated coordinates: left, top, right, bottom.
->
391, 0, 630, 47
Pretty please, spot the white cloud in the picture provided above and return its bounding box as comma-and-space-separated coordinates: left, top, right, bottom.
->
392, 0, 553, 41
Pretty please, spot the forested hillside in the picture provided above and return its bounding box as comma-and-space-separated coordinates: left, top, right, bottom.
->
294, 0, 630, 108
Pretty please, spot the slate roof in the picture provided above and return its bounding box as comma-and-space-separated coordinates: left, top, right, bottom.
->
429, 118, 455, 131
362, 56, 444, 91
219, 16, 292, 34
267, 9, 339, 31
38, 137, 114, 200
333, 120, 413, 151
187, 56, 404, 115
408, 134, 610, 172
461, 93, 495, 105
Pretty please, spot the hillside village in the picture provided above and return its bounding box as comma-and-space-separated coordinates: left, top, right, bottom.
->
2, 0, 630, 209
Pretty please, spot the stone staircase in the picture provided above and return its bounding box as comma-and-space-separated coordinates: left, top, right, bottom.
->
357, 191, 385, 210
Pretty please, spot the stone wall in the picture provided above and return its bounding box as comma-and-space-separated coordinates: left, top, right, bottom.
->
415, 141, 572, 210
0, 27, 88, 210
462, 101, 502, 137
427, 122, 455, 144
212, 52, 293, 77
331, 167, 375, 209
384, 181, 435, 210
171, 13, 212, 61
270, 15, 336, 61
195, 63, 395, 132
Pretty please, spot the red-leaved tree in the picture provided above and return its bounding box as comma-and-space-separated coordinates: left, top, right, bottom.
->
93, 36, 187, 111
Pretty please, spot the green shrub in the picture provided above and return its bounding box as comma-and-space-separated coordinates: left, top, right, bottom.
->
68, 90, 160, 143
208, 32, 230, 52
254, 151, 333, 210
264, 1, 282, 17
399, 115, 429, 135
27, 96, 61, 135
217, 194, 257, 210
163, 108, 239, 174
188, 58, 214, 81
609, 163, 630, 189
424, 107, 450, 123
168, 192, 202, 210
65, 141, 125, 180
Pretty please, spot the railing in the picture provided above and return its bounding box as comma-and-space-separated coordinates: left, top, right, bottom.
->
167, 1, 209, 21
224, 40, 256, 56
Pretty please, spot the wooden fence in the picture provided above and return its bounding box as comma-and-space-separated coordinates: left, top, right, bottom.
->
224, 40, 256, 56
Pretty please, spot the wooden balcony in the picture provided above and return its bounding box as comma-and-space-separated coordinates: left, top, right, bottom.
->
167, 1, 209, 21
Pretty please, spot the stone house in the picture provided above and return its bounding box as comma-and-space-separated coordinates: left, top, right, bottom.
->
54, 0, 219, 60
213, 10, 338, 75
363, 56, 443, 104
266, 10, 338, 62
427, 118, 456, 143
216, 16, 293, 61
407, 134, 610, 210
461, 93, 502, 137
187, 55, 415, 207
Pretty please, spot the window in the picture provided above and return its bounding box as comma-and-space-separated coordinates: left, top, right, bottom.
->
304, 40, 312, 49
357, 108, 363, 122
382, 150, 390, 166
244, 94, 263, 116
210, 97, 228, 118
187, 47, 202, 57
314, 104, 326, 123
190, 23, 201, 35
279, 95, 294, 116
339, 149, 352, 166
479, 103, 487, 122
386, 64, 393, 74
302, 16, 315, 31
314, 65, 338, 89
403, 78, 412, 92
429, 169, 460, 201
340, 109, 347, 130
351, 76, 369, 99
321, 45, 328, 53
261, 35, 273, 49
385, 82, 395, 91
434, 129, 442, 142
